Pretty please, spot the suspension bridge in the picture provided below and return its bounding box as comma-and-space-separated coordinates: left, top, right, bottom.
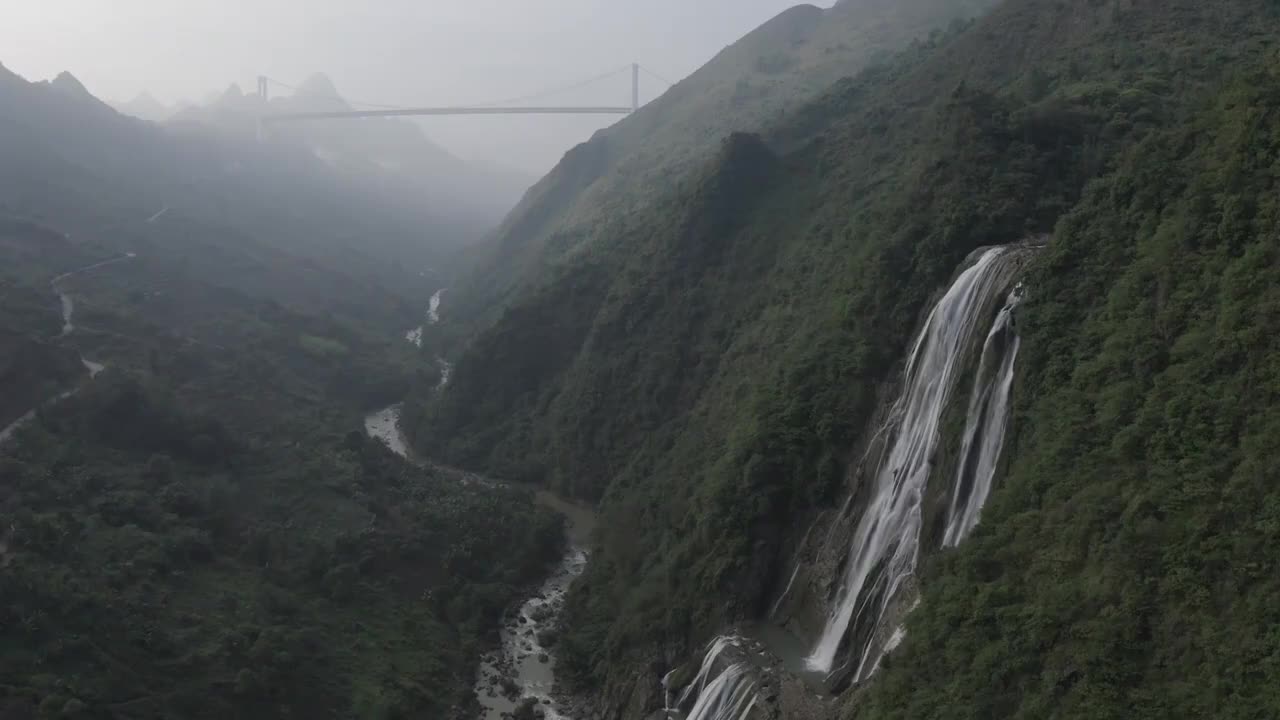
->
256, 64, 674, 125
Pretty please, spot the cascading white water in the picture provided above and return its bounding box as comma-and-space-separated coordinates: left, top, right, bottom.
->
683, 665, 757, 720
942, 283, 1026, 547
404, 288, 453, 386
675, 637, 741, 709
662, 668, 678, 715
673, 637, 759, 720
805, 246, 1029, 678
428, 288, 445, 325
406, 288, 447, 347
769, 564, 802, 618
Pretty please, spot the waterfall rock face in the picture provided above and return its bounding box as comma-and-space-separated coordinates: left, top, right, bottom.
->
596, 243, 1040, 720
767, 243, 1038, 688
943, 283, 1026, 547
667, 636, 769, 720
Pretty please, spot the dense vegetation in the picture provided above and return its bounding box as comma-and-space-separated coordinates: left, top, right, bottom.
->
858, 66, 1280, 720
0, 63, 562, 717
8, 0, 1280, 716
0, 379, 559, 719
405, 0, 1280, 715
444, 0, 1001, 335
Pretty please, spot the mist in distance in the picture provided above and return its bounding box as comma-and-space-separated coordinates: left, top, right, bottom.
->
3, 0, 824, 175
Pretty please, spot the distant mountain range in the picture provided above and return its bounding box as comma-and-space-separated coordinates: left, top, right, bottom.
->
112, 73, 534, 225
0, 59, 492, 320
113, 91, 176, 123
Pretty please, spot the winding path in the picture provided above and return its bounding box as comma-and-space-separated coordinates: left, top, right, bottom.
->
2, 248, 139, 445
54, 251, 136, 374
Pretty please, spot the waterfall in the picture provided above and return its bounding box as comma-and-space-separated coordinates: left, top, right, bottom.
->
942, 283, 1026, 546
662, 668, 678, 715
684, 665, 757, 720
673, 637, 759, 720
675, 637, 741, 708
805, 245, 1030, 678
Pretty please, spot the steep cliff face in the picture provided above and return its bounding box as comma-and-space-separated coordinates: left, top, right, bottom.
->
408, 0, 1280, 718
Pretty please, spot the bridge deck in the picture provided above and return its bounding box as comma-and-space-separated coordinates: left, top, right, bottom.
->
263, 106, 634, 122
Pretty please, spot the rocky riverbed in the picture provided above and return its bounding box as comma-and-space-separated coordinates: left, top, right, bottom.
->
366, 296, 596, 719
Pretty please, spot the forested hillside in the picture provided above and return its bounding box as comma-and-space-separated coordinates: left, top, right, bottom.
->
0, 63, 564, 717
442, 0, 1000, 333
405, 0, 1280, 717
858, 66, 1280, 720
1, 376, 560, 718
8, 0, 1280, 717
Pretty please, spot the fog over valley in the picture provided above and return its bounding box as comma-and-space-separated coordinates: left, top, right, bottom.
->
2, 0, 816, 175
2, 1, 1280, 719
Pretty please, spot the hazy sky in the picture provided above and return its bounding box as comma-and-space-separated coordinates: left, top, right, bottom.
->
1, 0, 825, 174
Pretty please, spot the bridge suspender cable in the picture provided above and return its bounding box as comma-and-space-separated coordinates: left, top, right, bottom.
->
256, 64, 668, 122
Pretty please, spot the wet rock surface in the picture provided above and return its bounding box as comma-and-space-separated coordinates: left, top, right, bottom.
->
475, 545, 587, 720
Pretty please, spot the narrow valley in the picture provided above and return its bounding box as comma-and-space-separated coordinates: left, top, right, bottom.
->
367, 295, 595, 720
4, 1, 1280, 719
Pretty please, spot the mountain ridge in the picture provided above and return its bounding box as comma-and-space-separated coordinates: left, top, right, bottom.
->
403, 0, 1280, 717
167, 72, 533, 226
0, 54, 563, 720
445, 0, 1001, 334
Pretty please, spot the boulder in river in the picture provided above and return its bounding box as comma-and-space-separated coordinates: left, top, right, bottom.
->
511, 697, 544, 720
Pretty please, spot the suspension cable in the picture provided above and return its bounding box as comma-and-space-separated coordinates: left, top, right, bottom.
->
468, 65, 634, 107
639, 65, 677, 87
262, 65, 638, 110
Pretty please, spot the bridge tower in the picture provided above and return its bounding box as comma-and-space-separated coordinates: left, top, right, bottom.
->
255, 77, 270, 143
632, 63, 640, 112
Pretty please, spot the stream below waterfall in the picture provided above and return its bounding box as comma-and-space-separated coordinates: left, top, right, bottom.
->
367, 287, 593, 720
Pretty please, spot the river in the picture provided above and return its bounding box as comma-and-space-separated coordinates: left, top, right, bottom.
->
405, 288, 447, 349
366, 288, 593, 720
